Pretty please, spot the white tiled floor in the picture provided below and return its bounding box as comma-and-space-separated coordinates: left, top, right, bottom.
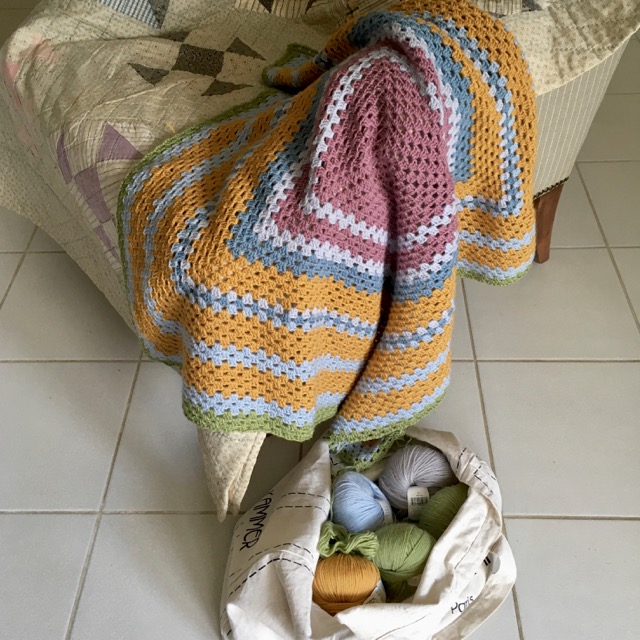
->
1, 19, 639, 640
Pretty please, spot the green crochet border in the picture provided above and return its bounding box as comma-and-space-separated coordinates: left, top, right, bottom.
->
113, 38, 534, 468
184, 401, 339, 442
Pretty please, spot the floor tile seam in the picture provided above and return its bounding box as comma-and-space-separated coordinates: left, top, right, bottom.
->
0, 510, 98, 515
576, 165, 640, 335
577, 159, 640, 164
63, 355, 143, 639
551, 245, 640, 250
0, 249, 66, 254
98, 355, 143, 514
475, 358, 640, 363
63, 513, 101, 640
25, 249, 66, 254
0, 226, 36, 311
511, 588, 527, 640
461, 279, 527, 639
101, 510, 221, 515
460, 280, 498, 473
504, 514, 640, 521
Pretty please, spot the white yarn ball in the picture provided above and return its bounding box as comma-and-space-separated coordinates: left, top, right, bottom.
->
378, 444, 457, 510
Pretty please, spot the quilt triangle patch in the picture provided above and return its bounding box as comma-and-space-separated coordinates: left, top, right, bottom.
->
99, 125, 143, 162
226, 38, 265, 60
256, 0, 275, 12
130, 63, 169, 85
202, 79, 251, 96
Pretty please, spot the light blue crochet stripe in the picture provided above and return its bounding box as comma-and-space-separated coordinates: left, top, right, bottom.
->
125, 101, 287, 358
264, 54, 316, 87
97, 0, 158, 27
188, 342, 363, 382
460, 229, 535, 252
348, 12, 473, 184
357, 346, 449, 395
139, 297, 380, 366
120, 94, 284, 309
331, 378, 450, 436
421, 15, 525, 216
182, 387, 344, 428
351, 12, 526, 219
224, 76, 390, 293
458, 255, 533, 280
378, 304, 454, 351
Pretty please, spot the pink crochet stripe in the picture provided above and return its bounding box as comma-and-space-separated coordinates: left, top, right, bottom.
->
267, 50, 454, 272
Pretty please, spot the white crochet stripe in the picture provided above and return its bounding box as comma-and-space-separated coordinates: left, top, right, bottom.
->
356, 346, 450, 395
460, 228, 535, 251
311, 46, 442, 164
303, 193, 389, 245
201, 287, 378, 331
256, 212, 386, 275
394, 236, 458, 285
382, 22, 460, 167
390, 201, 457, 251
254, 42, 450, 259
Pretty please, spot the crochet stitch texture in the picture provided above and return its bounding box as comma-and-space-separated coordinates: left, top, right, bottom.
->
117, 0, 536, 467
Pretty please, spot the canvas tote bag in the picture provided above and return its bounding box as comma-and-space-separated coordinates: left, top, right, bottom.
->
220, 426, 516, 639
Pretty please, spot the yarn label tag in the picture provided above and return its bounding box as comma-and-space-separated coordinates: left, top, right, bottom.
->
407, 486, 430, 521
376, 499, 394, 525
364, 580, 387, 605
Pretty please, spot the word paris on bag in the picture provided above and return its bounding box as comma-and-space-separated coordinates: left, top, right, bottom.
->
220, 427, 516, 640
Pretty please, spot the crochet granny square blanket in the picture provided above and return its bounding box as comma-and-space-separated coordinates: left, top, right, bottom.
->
118, 0, 536, 467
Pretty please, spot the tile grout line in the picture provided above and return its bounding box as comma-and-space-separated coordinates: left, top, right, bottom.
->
0, 250, 66, 254
0, 227, 36, 312
576, 159, 640, 164
6, 511, 636, 519
550, 245, 640, 250
0, 510, 98, 515
63, 354, 143, 640
460, 281, 498, 474
502, 521, 526, 640
474, 358, 640, 363
576, 164, 640, 335
505, 514, 640, 521
460, 279, 526, 640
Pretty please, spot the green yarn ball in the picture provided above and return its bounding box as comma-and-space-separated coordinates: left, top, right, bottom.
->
418, 483, 468, 539
317, 521, 379, 562
374, 523, 436, 600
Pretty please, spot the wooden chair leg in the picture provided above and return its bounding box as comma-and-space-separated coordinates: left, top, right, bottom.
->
534, 182, 564, 264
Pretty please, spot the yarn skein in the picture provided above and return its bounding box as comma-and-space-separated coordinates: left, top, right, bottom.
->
374, 523, 435, 600
332, 471, 393, 533
419, 483, 468, 539
378, 445, 457, 510
318, 521, 379, 562
312, 553, 381, 616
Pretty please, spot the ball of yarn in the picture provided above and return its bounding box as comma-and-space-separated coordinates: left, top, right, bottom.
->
418, 483, 468, 539
318, 521, 379, 561
312, 553, 381, 615
374, 523, 435, 599
378, 445, 457, 510
332, 471, 393, 533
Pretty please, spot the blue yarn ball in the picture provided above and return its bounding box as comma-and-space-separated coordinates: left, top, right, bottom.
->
332, 471, 392, 533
